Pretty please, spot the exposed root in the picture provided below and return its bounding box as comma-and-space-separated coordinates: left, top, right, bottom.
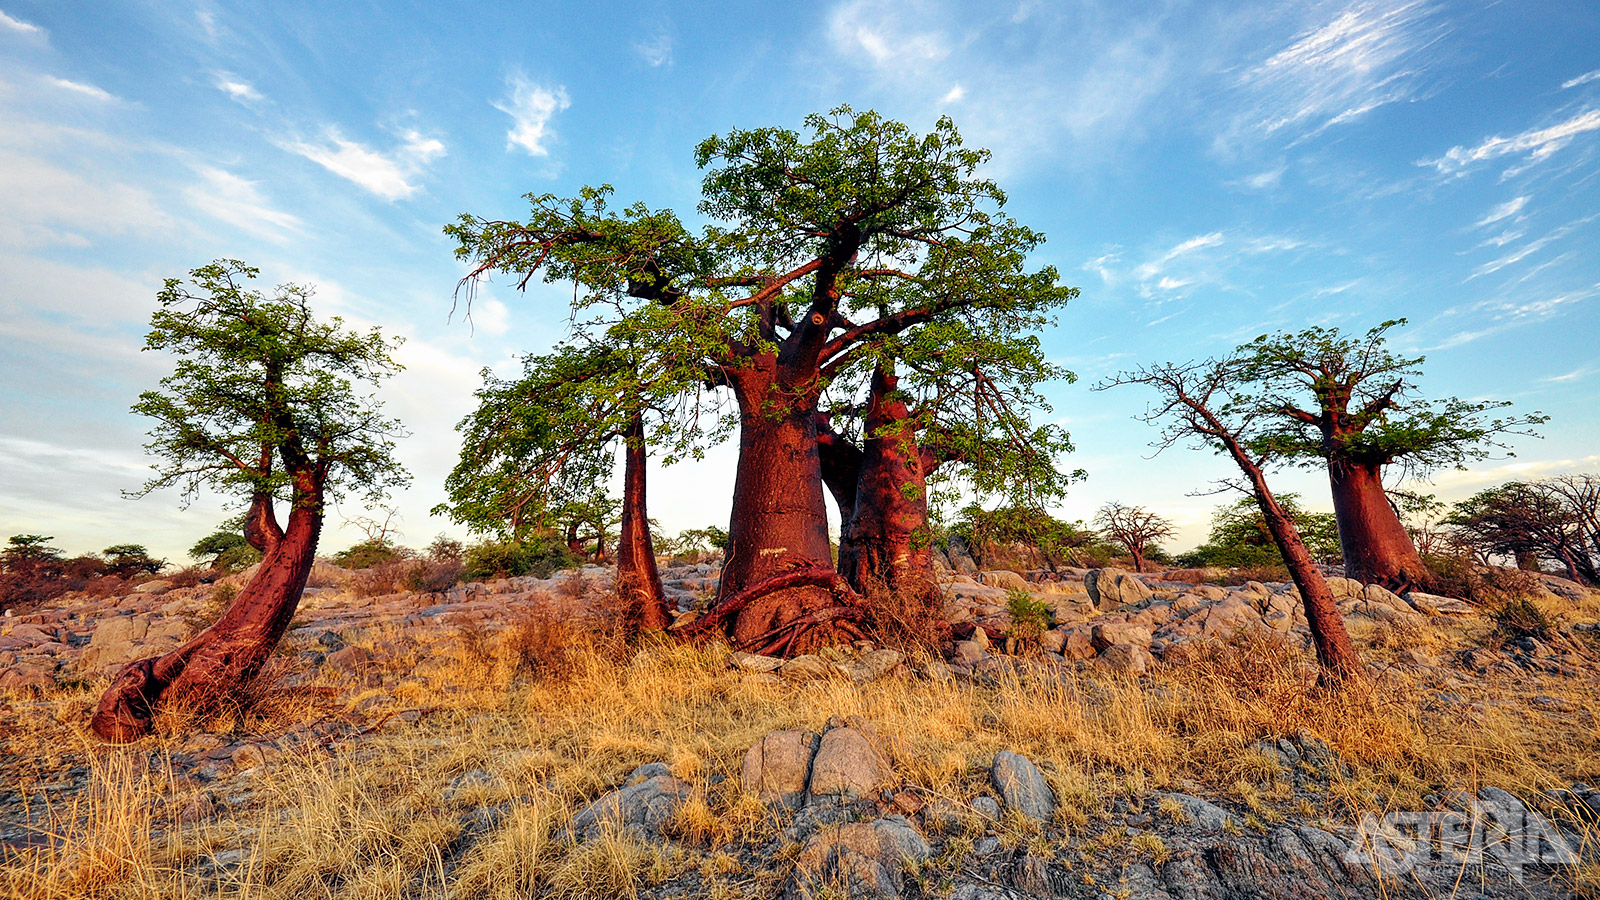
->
674, 564, 868, 655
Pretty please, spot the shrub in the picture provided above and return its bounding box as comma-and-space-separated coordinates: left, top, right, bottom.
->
463, 537, 579, 581
406, 535, 465, 593
1005, 589, 1052, 650
333, 538, 411, 570
1487, 597, 1558, 646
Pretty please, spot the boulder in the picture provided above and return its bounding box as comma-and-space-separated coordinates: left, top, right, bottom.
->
1085, 568, 1152, 610
569, 774, 693, 841
979, 570, 1031, 592
789, 815, 931, 900
1159, 792, 1238, 831
809, 724, 893, 803
742, 730, 820, 809
1099, 643, 1153, 675
1090, 622, 1152, 651
730, 651, 783, 673
779, 654, 835, 682
1404, 591, 1475, 616
991, 750, 1055, 823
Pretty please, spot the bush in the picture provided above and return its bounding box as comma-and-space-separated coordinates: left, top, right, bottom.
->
463, 536, 579, 581
1005, 589, 1052, 650
1487, 597, 1558, 646
408, 536, 465, 593
333, 538, 411, 570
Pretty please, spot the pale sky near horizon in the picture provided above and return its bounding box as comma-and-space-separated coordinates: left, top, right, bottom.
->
2, 1, 1598, 564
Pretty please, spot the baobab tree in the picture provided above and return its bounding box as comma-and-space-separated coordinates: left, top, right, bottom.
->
448, 107, 1070, 653
1092, 502, 1174, 573
92, 261, 406, 742
1101, 357, 1364, 685
1449, 475, 1599, 584
1236, 321, 1544, 590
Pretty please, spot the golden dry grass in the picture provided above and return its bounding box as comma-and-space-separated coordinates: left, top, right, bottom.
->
2, 593, 1598, 899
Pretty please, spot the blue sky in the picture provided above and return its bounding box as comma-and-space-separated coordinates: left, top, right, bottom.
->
2, 0, 1597, 563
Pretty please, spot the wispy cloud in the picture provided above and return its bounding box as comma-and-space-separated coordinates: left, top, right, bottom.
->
1134, 232, 1224, 279
278, 128, 445, 200
1425, 108, 1600, 174
1562, 69, 1600, 90
1232, 1, 1440, 143
1543, 361, 1599, 383
828, 0, 949, 70
1434, 282, 1600, 347
1465, 216, 1595, 280
494, 73, 569, 157
213, 72, 261, 103
0, 9, 42, 34
184, 167, 301, 242
1474, 195, 1527, 227
44, 76, 115, 102
633, 30, 673, 67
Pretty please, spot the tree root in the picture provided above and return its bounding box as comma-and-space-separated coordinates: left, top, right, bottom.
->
675, 564, 869, 656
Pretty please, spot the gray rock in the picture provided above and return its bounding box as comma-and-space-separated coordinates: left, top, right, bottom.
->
969, 795, 1001, 820
951, 640, 985, 666
809, 725, 893, 803
1091, 621, 1153, 651
730, 651, 783, 673
1099, 643, 1153, 675
857, 648, 904, 680
1158, 792, 1237, 831
742, 730, 819, 809
788, 815, 930, 900
991, 751, 1055, 823
569, 774, 693, 841
1085, 568, 1153, 610
626, 762, 673, 785
778, 654, 834, 681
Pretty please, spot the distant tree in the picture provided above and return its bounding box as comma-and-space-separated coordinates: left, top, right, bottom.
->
1448, 475, 1599, 584
952, 504, 1103, 572
1092, 503, 1174, 573
1237, 320, 1544, 590
101, 544, 165, 578
92, 260, 408, 743
0, 535, 68, 609
1182, 494, 1342, 568
1101, 357, 1365, 685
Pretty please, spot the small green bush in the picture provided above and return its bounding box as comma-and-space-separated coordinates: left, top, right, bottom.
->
463, 536, 579, 581
333, 538, 410, 570
1006, 589, 1052, 647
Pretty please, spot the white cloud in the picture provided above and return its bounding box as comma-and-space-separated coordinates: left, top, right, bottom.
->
1232, 1, 1438, 142
494, 73, 569, 157
460, 295, 511, 336
0, 150, 172, 245
1474, 195, 1527, 227
0, 9, 41, 34
44, 76, 115, 102
1561, 69, 1600, 90
828, 0, 949, 70
1425, 108, 1600, 174
1465, 216, 1594, 280
633, 31, 673, 67
940, 85, 965, 104
1133, 231, 1224, 279
278, 127, 445, 200
184, 166, 301, 242
1155, 276, 1191, 291
213, 72, 261, 103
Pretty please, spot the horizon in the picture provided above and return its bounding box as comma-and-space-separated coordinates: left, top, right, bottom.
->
3, 1, 1599, 564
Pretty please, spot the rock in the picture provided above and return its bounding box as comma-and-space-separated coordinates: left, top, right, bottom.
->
230, 742, 282, 770
991, 751, 1054, 823
1010, 852, 1053, 896
979, 570, 1030, 592
742, 730, 820, 809
0, 666, 54, 694
326, 645, 373, 673
447, 768, 501, 801
919, 659, 953, 682
1091, 622, 1153, 651
809, 725, 893, 803
1398, 648, 1437, 667
132, 580, 174, 595
1059, 628, 1096, 660
730, 651, 783, 673
1099, 643, 1153, 675
1404, 591, 1475, 616
1085, 568, 1152, 610
951, 640, 985, 666
789, 815, 931, 900
778, 654, 834, 681
1038, 629, 1066, 654
969, 795, 1001, 821
570, 774, 693, 841
1158, 792, 1237, 831
857, 648, 904, 680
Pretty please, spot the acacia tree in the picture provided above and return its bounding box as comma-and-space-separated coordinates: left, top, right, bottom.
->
92, 261, 406, 742
449, 108, 1070, 653
1449, 476, 1599, 584
1184, 494, 1342, 568
1101, 358, 1364, 685
1092, 503, 1174, 573
1237, 321, 1545, 590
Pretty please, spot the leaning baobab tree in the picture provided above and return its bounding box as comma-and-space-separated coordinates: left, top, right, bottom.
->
448, 107, 1070, 653
1235, 321, 1544, 590
1092, 502, 1174, 573
92, 261, 406, 742
1101, 357, 1364, 685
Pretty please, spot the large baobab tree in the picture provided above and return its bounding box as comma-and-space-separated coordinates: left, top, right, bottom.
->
448, 108, 1070, 652
1101, 357, 1365, 685
92, 261, 407, 742
1236, 321, 1544, 590
1092, 502, 1174, 573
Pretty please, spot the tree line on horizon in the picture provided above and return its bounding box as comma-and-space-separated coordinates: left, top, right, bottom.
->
19, 107, 1563, 741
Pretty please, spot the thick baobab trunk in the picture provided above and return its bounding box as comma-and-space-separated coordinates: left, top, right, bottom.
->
1329, 459, 1429, 590
616, 411, 669, 631
837, 366, 935, 596
92, 490, 323, 742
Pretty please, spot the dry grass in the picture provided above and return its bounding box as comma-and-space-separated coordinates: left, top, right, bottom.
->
3, 594, 1599, 899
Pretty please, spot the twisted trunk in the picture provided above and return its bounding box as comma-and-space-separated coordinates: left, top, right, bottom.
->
616, 410, 669, 631
92, 479, 323, 742
1329, 459, 1428, 590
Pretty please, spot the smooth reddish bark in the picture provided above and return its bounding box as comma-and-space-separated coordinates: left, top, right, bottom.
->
616, 411, 669, 631
91, 486, 322, 742
1329, 460, 1429, 590
836, 365, 935, 595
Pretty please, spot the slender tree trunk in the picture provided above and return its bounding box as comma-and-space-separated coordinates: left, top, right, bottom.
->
816, 412, 864, 578
718, 363, 836, 650
1130, 549, 1146, 573
1328, 458, 1429, 589
837, 365, 934, 596
616, 411, 669, 631
92, 483, 323, 742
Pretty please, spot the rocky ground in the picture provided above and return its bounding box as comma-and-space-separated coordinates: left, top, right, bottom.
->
3, 561, 1599, 898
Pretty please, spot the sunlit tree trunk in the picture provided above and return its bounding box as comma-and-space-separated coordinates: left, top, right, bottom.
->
616, 410, 669, 631
1329, 459, 1429, 589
